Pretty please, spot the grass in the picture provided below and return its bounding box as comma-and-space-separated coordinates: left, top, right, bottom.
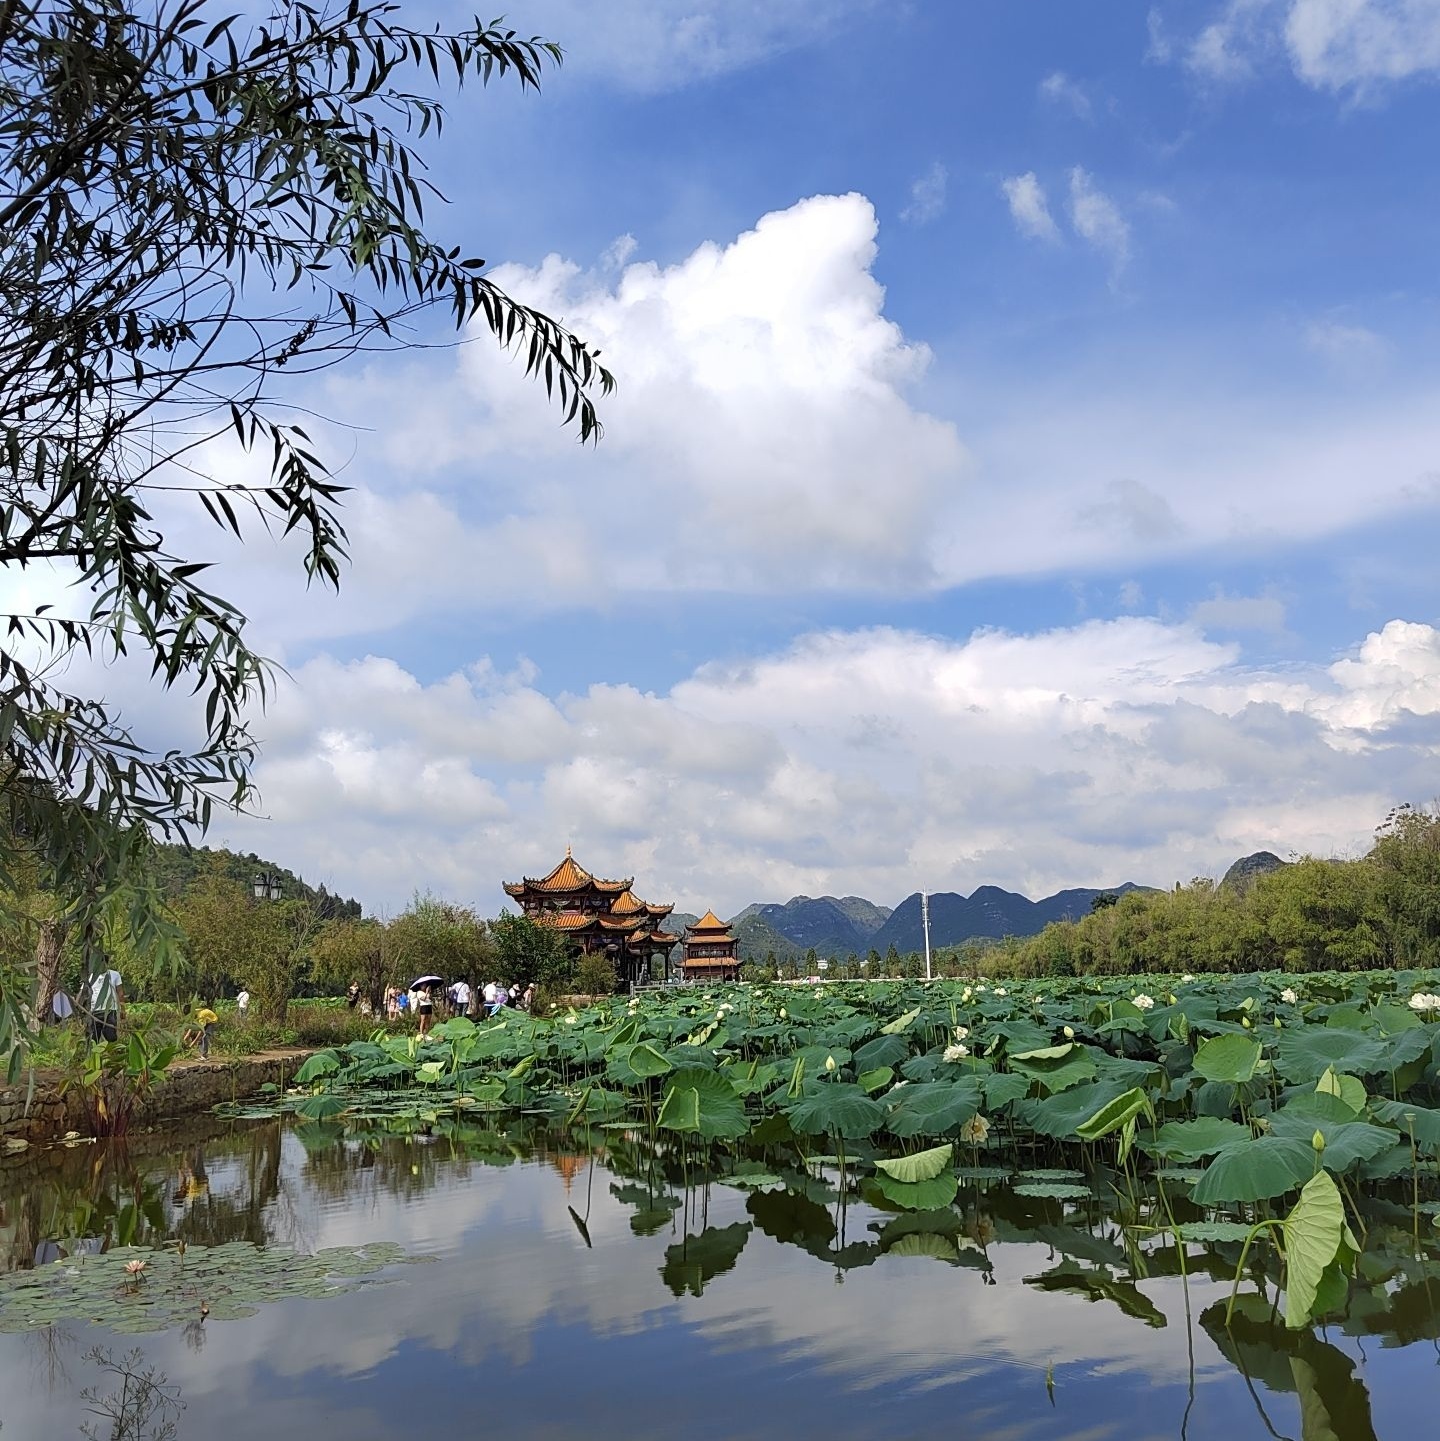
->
21, 999, 419, 1070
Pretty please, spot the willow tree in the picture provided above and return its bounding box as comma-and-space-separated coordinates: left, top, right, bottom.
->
0, 0, 611, 1066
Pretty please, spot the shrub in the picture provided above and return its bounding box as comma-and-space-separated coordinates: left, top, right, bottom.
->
574, 953, 618, 997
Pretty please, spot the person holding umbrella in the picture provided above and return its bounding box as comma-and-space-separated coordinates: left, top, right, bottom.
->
411, 975, 442, 1035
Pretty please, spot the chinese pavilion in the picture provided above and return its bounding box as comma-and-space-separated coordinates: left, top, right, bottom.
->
502, 849, 679, 985
682, 910, 740, 982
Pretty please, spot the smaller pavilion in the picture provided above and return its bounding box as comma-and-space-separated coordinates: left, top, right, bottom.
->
682, 910, 741, 983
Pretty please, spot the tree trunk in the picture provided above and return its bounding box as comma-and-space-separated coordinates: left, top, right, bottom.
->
34, 917, 68, 1024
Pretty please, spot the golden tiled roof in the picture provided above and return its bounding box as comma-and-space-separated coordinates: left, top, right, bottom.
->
610, 889, 646, 915
644, 901, 674, 918
599, 915, 645, 932
535, 911, 602, 931
689, 909, 731, 933
504, 848, 633, 897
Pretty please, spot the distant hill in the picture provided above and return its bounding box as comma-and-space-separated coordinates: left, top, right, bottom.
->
1221, 851, 1288, 892
871, 882, 1151, 953
151, 843, 363, 920
730, 912, 804, 964
732, 895, 891, 959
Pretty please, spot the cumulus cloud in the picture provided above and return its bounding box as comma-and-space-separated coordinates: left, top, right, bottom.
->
208, 616, 1440, 917
1001, 172, 1061, 242
900, 161, 948, 224
1039, 70, 1093, 117
1067, 167, 1132, 278
102, 190, 1440, 656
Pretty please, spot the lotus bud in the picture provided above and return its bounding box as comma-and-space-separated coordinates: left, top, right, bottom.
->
1312, 1130, 1326, 1154
1063, 1025, 1075, 1039
825, 1055, 837, 1072
779, 1008, 787, 1019
1242, 1017, 1253, 1028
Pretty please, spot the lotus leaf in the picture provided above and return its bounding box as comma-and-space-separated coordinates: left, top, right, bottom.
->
657, 1068, 749, 1139
874, 1143, 953, 1183
787, 1083, 885, 1140
1192, 1033, 1262, 1085
1190, 1136, 1317, 1205
1144, 1117, 1252, 1160
1283, 1170, 1346, 1328
870, 1171, 959, 1210
1075, 1086, 1152, 1142
885, 1080, 981, 1138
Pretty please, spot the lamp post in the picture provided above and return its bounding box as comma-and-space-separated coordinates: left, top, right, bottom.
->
252, 871, 283, 902
922, 889, 932, 983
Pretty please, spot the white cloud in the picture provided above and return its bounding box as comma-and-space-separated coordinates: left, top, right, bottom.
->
1039, 70, 1093, 117
1067, 167, 1132, 278
1186, 0, 1271, 80
1001, 172, 1061, 242
1286, 0, 1440, 89
508, 0, 878, 91
208, 616, 1440, 917
1304, 318, 1387, 369
1189, 589, 1290, 633
900, 161, 948, 225
1167, 0, 1440, 93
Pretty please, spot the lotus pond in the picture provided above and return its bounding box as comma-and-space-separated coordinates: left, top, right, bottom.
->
2, 971, 1439, 1439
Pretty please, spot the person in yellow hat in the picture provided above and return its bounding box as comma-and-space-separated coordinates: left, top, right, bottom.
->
185, 1007, 220, 1059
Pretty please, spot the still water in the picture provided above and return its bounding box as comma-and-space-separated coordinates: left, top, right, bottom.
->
1, 1115, 1436, 1440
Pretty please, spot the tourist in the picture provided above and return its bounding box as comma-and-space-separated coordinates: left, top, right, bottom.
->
413, 983, 434, 1035
383, 985, 399, 1020
520, 984, 535, 1012
346, 980, 361, 1010
87, 965, 123, 1042
396, 990, 409, 1018
184, 1007, 219, 1059
452, 978, 472, 1017
236, 988, 250, 1019
482, 979, 498, 1010
487, 983, 507, 1017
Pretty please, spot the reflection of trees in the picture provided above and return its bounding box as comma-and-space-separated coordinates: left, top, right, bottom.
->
78, 1347, 183, 1441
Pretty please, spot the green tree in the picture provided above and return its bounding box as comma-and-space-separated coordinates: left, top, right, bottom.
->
170, 871, 319, 1019
312, 917, 400, 1013
388, 895, 494, 996
491, 911, 571, 992
0, 0, 610, 1055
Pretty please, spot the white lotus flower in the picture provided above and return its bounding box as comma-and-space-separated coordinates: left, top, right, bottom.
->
1132, 994, 1155, 1011
959, 1114, 991, 1144
943, 1043, 969, 1062
1180, 974, 1195, 983
953, 1025, 969, 1041
1063, 1025, 1075, 1039
1408, 992, 1440, 1014
993, 988, 1007, 997
1280, 987, 1298, 1005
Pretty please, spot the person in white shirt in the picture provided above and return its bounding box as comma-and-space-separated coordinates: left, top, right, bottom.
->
452, 979, 472, 1016
236, 989, 250, 1019
87, 968, 123, 1042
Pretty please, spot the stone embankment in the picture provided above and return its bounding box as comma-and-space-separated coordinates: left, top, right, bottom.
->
0, 1049, 318, 1147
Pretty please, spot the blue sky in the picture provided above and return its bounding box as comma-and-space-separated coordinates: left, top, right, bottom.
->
147, 0, 1440, 915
